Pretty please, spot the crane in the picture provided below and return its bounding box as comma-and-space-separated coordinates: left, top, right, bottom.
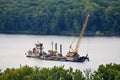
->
66, 14, 90, 57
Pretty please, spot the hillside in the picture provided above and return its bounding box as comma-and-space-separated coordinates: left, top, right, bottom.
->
0, 0, 120, 36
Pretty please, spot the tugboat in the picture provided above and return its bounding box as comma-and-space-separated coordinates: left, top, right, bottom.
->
25, 41, 46, 58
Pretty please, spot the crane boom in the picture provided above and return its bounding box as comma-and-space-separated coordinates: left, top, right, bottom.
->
75, 14, 90, 52
66, 14, 90, 57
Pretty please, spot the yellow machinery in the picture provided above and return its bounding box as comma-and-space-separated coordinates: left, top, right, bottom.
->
66, 14, 90, 57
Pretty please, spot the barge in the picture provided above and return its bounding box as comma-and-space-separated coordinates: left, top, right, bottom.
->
25, 14, 90, 62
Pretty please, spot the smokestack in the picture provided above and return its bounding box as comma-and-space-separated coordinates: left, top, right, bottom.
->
55, 43, 57, 51
60, 44, 62, 55
51, 41, 53, 51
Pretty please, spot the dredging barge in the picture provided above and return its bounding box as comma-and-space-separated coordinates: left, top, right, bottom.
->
25, 14, 90, 62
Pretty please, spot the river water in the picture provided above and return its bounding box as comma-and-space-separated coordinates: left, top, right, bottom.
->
0, 34, 120, 71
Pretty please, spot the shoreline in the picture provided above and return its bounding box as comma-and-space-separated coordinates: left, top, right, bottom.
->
0, 32, 120, 37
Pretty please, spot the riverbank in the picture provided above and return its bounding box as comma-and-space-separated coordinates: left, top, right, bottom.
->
0, 31, 120, 37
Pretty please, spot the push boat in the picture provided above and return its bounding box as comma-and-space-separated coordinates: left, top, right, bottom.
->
25, 14, 90, 62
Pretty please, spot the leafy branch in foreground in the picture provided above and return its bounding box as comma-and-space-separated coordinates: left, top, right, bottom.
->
0, 63, 120, 80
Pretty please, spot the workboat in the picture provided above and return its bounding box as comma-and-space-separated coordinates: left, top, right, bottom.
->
25, 41, 89, 62
25, 41, 46, 58
25, 14, 90, 62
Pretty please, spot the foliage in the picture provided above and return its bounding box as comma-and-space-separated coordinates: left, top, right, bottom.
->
93, 63, 120, 80
0, 0, 120, 36
0, 63, 120, 80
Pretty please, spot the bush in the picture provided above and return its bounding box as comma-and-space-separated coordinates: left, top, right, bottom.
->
0, 63, 120, 80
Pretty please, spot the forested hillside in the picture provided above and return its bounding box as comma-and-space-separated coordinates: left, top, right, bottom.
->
0, 0, 120, 36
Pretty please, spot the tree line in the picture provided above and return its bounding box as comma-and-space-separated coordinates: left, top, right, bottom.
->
0, 63, 120, 80
0, 0, 120, 36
